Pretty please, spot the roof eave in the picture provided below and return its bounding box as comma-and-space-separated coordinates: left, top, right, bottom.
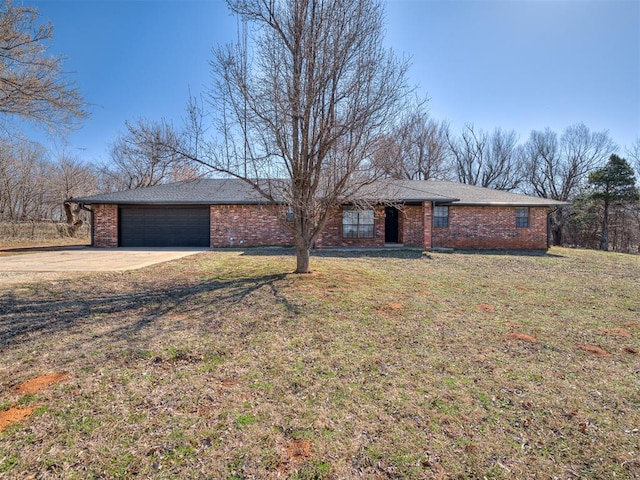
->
452, 201, 569, 207
72, 199, 280, 206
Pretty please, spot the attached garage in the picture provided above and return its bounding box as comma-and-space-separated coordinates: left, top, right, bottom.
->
73, 179, 566, 250
118, 206, 210, 247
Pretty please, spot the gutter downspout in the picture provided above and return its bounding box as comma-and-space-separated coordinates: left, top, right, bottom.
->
546, 207, 559, 249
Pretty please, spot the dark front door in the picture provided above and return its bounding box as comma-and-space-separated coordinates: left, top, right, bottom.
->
385, 207, 399, 243
119, 206, 210, 247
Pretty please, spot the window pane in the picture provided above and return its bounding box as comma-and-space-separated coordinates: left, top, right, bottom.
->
360, 210, 374, 224
359, 224, 374, 238
343, 210, 358, 224
515, 207, 529, 228
434, 206, 449, 228
342, 208, 375, 238
344, 225, 357, 238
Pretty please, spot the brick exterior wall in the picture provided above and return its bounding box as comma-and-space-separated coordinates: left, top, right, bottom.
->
89, 202, 550, 250
316, 206, 386, 248
92, 204, 118, 247
210, 204, 294, 247
400, 202, 433, 249
432, 205, 549, 250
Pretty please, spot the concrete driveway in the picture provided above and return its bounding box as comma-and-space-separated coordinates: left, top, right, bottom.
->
0, 248, 206, 284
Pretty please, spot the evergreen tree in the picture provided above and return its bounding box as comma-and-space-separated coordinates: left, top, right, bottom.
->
588, 154, 639, 250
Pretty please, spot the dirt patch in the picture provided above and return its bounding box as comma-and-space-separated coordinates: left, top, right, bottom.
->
0, 406, 36, 433
219, 378, 240, 389
576, 344, 611, 358
506, 332, 537, 343
476, 304, 495, 313
387, 302, 404, 311
16, 372, 68, 394
622, 346, 638, 354
504, 322, 522, 329
279, 439, 312, 475
376, 302, 404, 314
597, 327, 631, 338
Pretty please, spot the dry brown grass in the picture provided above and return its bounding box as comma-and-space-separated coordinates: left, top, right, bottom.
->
0, 247, 639, 479
0, 222, 90, 251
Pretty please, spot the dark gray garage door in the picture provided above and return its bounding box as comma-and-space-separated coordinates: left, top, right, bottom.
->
118, 206, 210, 247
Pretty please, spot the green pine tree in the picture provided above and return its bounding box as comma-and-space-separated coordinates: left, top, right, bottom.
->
588, 154, 639, 250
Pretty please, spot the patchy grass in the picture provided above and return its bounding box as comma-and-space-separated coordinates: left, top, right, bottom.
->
0, 247, 639, 479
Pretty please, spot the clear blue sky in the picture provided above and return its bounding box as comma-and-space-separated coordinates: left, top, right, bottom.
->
29, 0, 640, 163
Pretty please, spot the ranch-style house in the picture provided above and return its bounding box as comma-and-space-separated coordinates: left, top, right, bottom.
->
72, 178, 565, 250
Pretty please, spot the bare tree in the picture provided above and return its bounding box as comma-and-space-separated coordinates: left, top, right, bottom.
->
372, 106, 451, 181
0, 0, 86, 133
184, 0, 411, 273
102, 118, 197, 191
0, 137, 50, 222
447, 124, 486, 186
447, 124, 522, 190
626, 138, 640, 181
485, 128, 524, 191
522, 123, 616, 245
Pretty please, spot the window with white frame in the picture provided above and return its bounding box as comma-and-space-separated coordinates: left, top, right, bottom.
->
342, 208, 375, 238
433, 205, 449, 228
515, 207, 529, 228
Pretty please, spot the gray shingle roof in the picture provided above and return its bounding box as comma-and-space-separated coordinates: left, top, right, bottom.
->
73, 179, 267, 205
412, 181, 567, 206
72, 178, 566, 207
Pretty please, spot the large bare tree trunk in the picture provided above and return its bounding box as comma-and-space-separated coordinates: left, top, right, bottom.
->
62, 201, 83, 237
295, 244, 311, 274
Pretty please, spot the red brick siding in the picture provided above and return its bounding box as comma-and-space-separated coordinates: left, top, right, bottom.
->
210, 204, 293, 247
317, 206, 385, 248
90, 202, 550, 250
92, 204, 118, 247
401, 204, 422, 248
400, 202, 432, 249
432, 206, 549, 250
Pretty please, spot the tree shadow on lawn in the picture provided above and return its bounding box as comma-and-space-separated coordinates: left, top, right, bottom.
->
0, 273, 293, 348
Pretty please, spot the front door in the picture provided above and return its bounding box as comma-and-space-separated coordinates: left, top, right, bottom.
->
385, 207, 399, 243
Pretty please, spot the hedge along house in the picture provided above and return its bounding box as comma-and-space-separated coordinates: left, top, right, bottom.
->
71, 178, 565, 250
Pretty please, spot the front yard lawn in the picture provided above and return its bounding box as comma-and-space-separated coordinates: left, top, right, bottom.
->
0, 247, 638, 478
